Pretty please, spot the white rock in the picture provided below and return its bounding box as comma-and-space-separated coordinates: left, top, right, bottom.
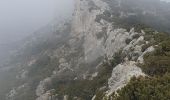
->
6, 88, 17, 100
36, 77, 52, 97
137, 46, 155, 63
107, 61, 145, 96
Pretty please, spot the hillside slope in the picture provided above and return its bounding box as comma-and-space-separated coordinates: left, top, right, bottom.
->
0, 0, 170, 100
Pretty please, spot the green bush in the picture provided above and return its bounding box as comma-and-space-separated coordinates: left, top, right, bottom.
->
142, 35, 170, 76
112, 74, 170, 100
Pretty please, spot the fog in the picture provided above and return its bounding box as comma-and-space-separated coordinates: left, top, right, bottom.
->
162, 0, 170, 2
0, 0, 170, 44
0, 0, 74, 44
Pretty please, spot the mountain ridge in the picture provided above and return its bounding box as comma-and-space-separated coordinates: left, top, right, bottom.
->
0, 0, 170, 100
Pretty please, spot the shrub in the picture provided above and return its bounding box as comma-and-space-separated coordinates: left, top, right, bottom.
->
112, 74, 170, 100
47, 51, 123, 100
125, 38, 132, 44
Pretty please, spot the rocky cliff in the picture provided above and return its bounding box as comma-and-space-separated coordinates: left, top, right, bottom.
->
1, 0, 170, 100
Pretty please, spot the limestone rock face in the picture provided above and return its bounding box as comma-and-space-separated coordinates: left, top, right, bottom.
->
36, 89, 57, 100
137, 46, 155, 63
6, 84, 27, 100
72, 0, 134, 63
107, 61, 145, 96
3, 0, 157, 100
36, 77, 52, 97
105, 28, 154, 97
32, 0, 148, 99
33, 0, 141, 99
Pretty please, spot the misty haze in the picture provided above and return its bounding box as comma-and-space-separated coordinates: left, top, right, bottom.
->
0, 0, 170, 100
0, 0, 74, 44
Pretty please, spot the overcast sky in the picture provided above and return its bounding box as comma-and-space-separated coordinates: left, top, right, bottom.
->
161, 0, 170, 2
0, 0, 74, 44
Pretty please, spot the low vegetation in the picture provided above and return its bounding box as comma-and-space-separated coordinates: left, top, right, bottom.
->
44, 51, 123, 100
110, 29, 170, 100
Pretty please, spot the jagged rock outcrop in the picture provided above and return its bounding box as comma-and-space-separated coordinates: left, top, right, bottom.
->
34, 0, 143, 99
104, 29, 155, 97
137, 46, 155, 63
3, 0, 166, 100
36, 78, 52, 97
107, 61, 145, 96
